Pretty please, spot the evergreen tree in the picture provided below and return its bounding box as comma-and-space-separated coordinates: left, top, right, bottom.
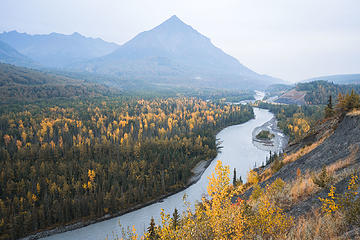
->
147, 217, 157, 240
239, 175, 243, 185
233, 168, 237, 186
172, 208, 180, 230
325, 95, 334, 117
328, 95, 333, 109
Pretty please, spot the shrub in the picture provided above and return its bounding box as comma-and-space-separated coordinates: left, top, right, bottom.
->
290, 174, 317, 202
271, 158, 284, 173
247, 178, 293, 239
319, 173, 360, 226
247, 170, 259, 185
312, 166, 333, 188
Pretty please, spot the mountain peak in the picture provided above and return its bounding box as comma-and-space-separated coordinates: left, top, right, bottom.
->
153, 15, 191, 32
167, 15, 182, 22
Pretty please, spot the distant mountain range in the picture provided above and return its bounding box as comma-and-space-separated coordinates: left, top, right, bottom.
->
303, 74, 360, 85
0, 40, 36, 67
71, 15, 283, 89
0, 15, 284, 90
0, 31, 119, 67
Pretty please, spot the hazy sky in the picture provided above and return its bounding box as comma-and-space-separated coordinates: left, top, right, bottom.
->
1, 0, 359, 82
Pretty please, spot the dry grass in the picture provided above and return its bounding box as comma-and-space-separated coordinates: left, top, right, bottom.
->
289, 145, 358, 202
289, 209, 349, 240
347, 109, 360, 116
258, 168, 273, 182
290, 173, 318, 202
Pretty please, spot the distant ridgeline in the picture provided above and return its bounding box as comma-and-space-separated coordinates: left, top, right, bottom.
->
0, 40, 36, 68
0, 31, 119, 67
296, 80, 360, 105
0, 96, 254, 239
305, 73, 360, 85
268, 80, 360, 106
0, 63, 117, 103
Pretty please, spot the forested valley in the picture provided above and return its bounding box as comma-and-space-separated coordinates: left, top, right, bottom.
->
0, 96, 253, 239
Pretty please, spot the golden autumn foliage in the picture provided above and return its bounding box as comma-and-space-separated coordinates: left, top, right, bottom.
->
119, 161, 293, 240
320, 174, 360, 220
287, 114, 311, 141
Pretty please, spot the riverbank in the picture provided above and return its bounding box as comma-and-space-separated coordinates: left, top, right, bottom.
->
22, 157, 216, 240
22, 181, 196, 240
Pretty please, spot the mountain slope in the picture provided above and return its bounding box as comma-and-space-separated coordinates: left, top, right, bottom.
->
73, 15, 282, 90
0, 31, 119, 67
0, 63, 116, 102
0, 40, 35, 67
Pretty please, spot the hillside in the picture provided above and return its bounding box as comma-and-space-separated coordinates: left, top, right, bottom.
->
305, 74, 360, 85
272, 81, 360, 105
280, 113, 359, 217
240, 94, 360, 238
243, 111, 360, 238
0, 63, 116, 103
0, 40, 35, 67
0, 31, 119, 67
275, 89, 307, 105
296, 81, 360, 105
72, 15, 283, 90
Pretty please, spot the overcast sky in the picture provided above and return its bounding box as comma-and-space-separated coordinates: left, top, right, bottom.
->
1, 0, 359, 82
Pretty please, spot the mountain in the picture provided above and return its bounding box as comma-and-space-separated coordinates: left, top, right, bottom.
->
304, 74, 360, 85
0, 31, 119, 68
0, 40, 35, 67
0, 63, 117, 103
72, 15, 283, 90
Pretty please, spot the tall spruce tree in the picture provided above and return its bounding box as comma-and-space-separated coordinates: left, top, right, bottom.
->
325, 95, 335, 117
147, 217, 157, 240
233, 168, 237, 186
172, 208, 180, 230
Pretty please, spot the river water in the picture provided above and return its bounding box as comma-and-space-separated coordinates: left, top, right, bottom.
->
43, 105, 284, 240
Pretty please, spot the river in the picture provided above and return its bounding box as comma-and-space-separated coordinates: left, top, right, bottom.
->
43, 104, 286, 240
